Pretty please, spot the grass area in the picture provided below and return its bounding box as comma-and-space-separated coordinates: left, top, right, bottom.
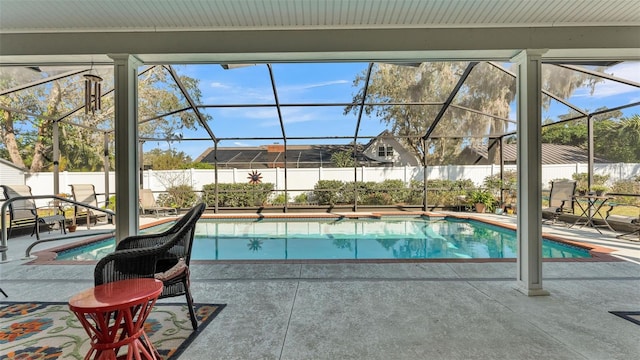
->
605, 204, 639, 217
542, 193, 639, 218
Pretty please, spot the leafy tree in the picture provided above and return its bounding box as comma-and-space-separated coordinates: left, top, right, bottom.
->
144, 148, 192, 170
541, 119, 587, 148
595, 114, 640, 162
346, 62, 601, 165
541, 113, 640, 162
0, 65, 207, 172
330, 150, 355, 167
144, 148, 216, 170
189, 162, 215, 169
0, 68, 98, 171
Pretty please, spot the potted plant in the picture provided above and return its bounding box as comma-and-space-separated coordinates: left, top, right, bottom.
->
591, 185, 608, 196
469, 189, 495, 213
505, 204, 516, 215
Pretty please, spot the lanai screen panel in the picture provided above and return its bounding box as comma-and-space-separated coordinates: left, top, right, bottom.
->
270, 63, 367, 140
0, 65, 90, 118
186, 64, 277, 105
200, 107, 283, 140
271, 63, 368, 104
542, 63, 640, 120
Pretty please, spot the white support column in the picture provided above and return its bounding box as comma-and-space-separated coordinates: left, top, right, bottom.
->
512, 49, 549, 296
109, 54, 142, 243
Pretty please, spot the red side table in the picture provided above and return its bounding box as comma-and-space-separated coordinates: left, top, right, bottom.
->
68, 278, 164, 360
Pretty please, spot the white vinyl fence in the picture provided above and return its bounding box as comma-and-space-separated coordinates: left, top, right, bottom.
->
18, 163, 640, 206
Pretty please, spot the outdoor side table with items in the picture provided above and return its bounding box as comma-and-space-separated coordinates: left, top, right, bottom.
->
68, 278, 164, 360
569, 194, 615, 234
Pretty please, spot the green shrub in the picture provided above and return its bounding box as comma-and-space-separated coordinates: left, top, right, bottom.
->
453, 179, 475, 190
106, 195, 116, 211
157, 184, 198, 209
415, 179, 474, 207
375, 179, 409, 203
611, 179, 640, 205
314, 180, 346, 205
406, 180, 425, 205
202, 183, 274, 207
344, 181, 373, 204
294, 192, 309, 203
572, 172, 610, 193
271, 192, 288, 205
364, 192, 393, 205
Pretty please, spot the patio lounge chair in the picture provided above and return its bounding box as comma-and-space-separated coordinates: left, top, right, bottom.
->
94, 202, 205, 330
542, 180, 576, 225
606, 205, 640, 241
1, 184, 66, 240
139, 188, 177, 217
69, 184, 108, 228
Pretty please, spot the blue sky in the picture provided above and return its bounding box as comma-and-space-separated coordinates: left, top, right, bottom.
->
151, 62, 640, 160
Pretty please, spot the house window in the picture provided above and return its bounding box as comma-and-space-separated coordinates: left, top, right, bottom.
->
378, 146, 394, 157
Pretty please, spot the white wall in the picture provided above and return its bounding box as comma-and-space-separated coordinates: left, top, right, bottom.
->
23, 163, 639, 204
0, 162, 26, 186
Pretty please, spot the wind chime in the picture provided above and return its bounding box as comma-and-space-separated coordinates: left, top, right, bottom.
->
84, 67, 103, 114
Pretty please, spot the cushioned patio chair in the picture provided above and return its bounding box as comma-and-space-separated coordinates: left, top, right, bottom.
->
1, 184, 66, 240
94, 202, 205, 330
542, 180, 576, 225
69, 184, 108, 228
139, 188, 178, 218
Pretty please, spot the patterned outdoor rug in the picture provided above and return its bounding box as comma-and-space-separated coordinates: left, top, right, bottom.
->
609, 311, 640, 326
0, 301, 225, 359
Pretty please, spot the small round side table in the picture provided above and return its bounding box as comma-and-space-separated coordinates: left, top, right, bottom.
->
68, 278, 164, 360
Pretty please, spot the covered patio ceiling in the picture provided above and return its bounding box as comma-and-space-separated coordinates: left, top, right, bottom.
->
0, 0, 639, 65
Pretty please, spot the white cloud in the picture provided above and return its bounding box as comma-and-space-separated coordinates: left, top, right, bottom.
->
244, 108, 278, 119
608, 62, 640, 82
209, 81, 230, 89
575, 62, 640, 99
258, 108, 318, 127
279, 80, 350, 92
234, 141, 250, 147
204, 84, 273, 104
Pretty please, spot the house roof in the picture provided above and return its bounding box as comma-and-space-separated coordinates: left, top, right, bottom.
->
0, 158, 28, 172
465, 143, 611, 164
196, 144, 391, 168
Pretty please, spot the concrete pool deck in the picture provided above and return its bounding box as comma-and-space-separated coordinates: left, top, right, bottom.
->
1, 212, 639, 359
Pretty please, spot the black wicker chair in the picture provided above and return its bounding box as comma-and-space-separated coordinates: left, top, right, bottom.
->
94, 202, 205, 329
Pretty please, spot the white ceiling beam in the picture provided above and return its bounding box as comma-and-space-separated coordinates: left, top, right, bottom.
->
1, 26, 638, 65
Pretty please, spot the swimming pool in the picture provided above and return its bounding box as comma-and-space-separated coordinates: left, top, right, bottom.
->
54, 216, 591, 261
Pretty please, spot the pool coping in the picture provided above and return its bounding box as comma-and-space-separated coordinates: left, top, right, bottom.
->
27, 211, 621, 265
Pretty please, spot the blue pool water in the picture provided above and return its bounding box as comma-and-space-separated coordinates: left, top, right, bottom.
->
55, 217, 590, 261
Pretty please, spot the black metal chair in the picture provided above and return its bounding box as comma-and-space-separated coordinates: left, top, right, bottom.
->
94, 203, 205, 329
